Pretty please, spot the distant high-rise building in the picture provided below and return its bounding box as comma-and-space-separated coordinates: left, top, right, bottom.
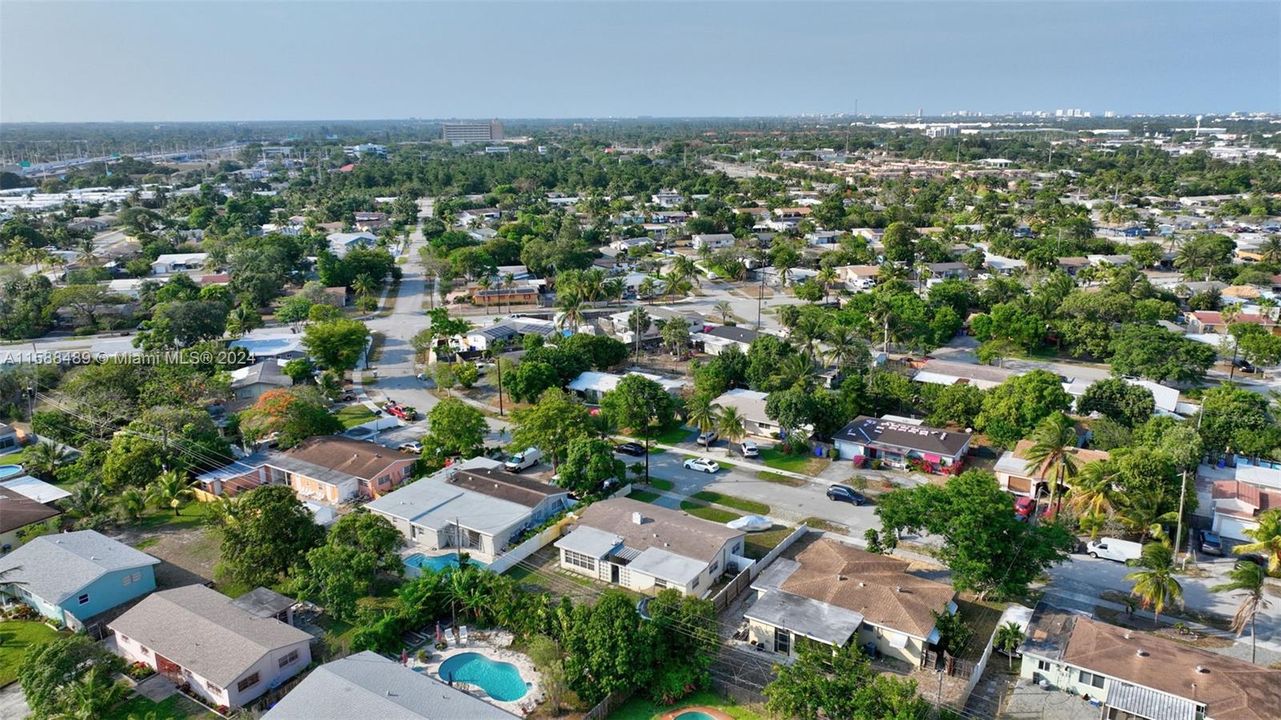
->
442, 120, 504, 145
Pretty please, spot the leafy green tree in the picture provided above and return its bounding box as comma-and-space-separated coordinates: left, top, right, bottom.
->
49, 284, 118, 328
1211, 560, 1271, 663
292, 511, 403, 622
511, 388, 592, 469
239, 387, 343, 448
1078, 378, 1155, 427
765, 638, 932, 720
638, 590, 718, 703
561, 591, 643, 703
876, 470, 1075, 599
600, 375, 676, 483
218, 484, 323, 587
1197, 385, 1273, 457
691, 346, 748, 398
504, 361, 560, 403
745, 334, 796, 391
561, 333, 628, 370
282, 358, 316, 385
302, 317, 370, 371
975, 370, 1072, 446
134, 299, 229, 350
558, 437, 626, 495
971, 302, 1044, 353
881, 221, 919, 264
924, 383, 985, 428
0, 274, 54, 339
421, 398, 487, 468
19, 635, 123, 720
1108, 325, 1216, 384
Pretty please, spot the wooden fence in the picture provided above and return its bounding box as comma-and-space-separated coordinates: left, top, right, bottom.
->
582, 689, 633, 720
709, 525, 809, 612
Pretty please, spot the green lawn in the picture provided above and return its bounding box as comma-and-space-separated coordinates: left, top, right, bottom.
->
608, 689, 766, 720
756, 470, 805, 487
335, 403, 376, 428
101, 693, 217, 720
690, 491, 769, 515
678, 500, 741, 524
133, 501, 214, 532
654, 425, 692, 445
759, 448, 827, 476
800, 516, 849, 534
629, 490, 662, 503
648, 478, 674, 491
744, 525, 796, 560
0, 621, 62, 686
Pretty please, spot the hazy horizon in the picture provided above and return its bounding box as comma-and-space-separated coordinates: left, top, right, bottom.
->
2, 1, 1278, 123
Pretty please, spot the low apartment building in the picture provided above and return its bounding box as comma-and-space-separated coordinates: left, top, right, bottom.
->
555, 498, 745, 598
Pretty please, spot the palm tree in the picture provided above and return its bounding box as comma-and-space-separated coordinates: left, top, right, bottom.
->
556, 292, 584, 332
994, 621, 1025, 669
1065, 461, 1120, 536
1126, 542, 1183, 625
769, 354, 817, 391
1116, 488, 1177, 540
24, 442, 69, 481
352, 273, 378, 299
65, 482, 109, 522
146, 469, 194, 516
63, 665, 129, 720
816, 266, 837, 305
717, 406, 746, 457
628, 307, 650, 362
76, 236, 99, 267
1175, 243, 1216, 282
1257, 236, 1281, 266
1234, 508, 1281, 576
686, 395, 722, 438
1022, 412, 1079, 513
114, 487, 147, 524
825, 325, 868, 370
713, 300, 733, 324
1211, 560, 1271, 663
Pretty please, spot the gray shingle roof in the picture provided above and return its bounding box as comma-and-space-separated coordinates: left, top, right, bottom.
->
0, 530, 158, 605
108, 585, 312, 687
263, 651, 515, 720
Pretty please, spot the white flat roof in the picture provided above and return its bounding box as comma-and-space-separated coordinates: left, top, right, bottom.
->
0, 475, 70, 504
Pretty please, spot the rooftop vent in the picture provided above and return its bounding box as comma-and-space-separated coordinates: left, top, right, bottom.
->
632, 512, 645, 525
1196, 666, 1209, 674
1136, 649, 1149, 658
837, 574, 847, 582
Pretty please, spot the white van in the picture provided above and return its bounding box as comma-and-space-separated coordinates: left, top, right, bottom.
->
1085, 537, 1143, 563
504, 447, 543, 473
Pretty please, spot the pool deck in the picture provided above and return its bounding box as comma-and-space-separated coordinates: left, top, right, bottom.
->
661, 707, 734, 720
409, 630, 543, 716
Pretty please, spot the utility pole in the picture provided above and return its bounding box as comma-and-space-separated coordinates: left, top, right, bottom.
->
1174, 410, 1205, 565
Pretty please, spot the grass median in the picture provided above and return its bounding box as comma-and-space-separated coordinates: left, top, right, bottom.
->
690, 490, 769, 515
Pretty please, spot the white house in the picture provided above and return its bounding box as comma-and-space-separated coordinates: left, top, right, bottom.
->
691, 233, 736, 251
609, 237, 653, 253
326, 232, 377, 257
150, 253, 209, 275
710, 388, 779, 438
567, 370, 687, 405
693, 325, 759, 356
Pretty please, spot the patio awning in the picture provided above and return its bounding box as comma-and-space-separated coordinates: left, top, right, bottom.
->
1106, 682, 1196, 720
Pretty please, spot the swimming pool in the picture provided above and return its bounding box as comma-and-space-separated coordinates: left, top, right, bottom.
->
0, 465, 24, 481
403, 553, 489, 575
437, 652, 529, 701
674, 713, 716, 720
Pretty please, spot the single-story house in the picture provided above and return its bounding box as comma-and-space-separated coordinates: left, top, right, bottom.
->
1019, 604, 1281, 720
195, 437, 417, 504
0, 486, 62, 555
567, 370, 687, 405
110, 585, 313, 709
367, 458, 572, 563
922, 262, 971, 281
470, 284, 540, 307
1195, 462, 1281, 542
693, 325, 759, 356
457, 208, 501, 226
607, 305, 704, 342
710, 388, 779, 438
0, 475, 71, 505
326, 231, 377, 258
745, 538, 956, 666
555, 498, 745, 598
995, 440, 1110, 498
833, 416, 972, 471
1186, 310, 1279, 336
230, 360, 294, 403
0, 423, 20, 453
229, 330, 306, 361
458, 317, 559, 353
834, 264, 880, 291
262, 651, 514, 720
150, 253, 209, 276
911, 358, 1020, 391
609, 237, 654, 253
0, 530, 158, 632
1063, 377, 1181, 417
691, 233, 736, 251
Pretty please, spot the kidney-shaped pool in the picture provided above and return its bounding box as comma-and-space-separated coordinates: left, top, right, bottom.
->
436, 652, 529, 701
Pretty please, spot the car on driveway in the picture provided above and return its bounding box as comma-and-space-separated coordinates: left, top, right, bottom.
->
614, 442, 646, 456
398, 441, 422, 454
738, 440, 759, 458
697, 430, 718, 446
1014, 496, 1036, 520
1199, 529, 1223, 556
826, 484, 867, 505
683, 457, 720, 473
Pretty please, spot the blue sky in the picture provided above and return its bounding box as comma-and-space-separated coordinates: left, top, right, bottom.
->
2, 1, 1277, 122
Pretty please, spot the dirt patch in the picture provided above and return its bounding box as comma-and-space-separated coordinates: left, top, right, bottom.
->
133, 527, 222, 585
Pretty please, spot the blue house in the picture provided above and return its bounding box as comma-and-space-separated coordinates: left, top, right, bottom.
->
0, 530, 160, 633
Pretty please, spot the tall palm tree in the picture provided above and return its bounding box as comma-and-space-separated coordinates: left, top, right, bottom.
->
686, 395, 722, 438
1211, 560, 1271, 663
1126, 542, 1183, 625
1116, 488, 1177, 540
352, 273, 378, 299
1065, 461, 1120, 536
25, 442, 69, 481
146, 469, 194, 517
816, 266, 837, 305
628, 307, 650, 362
769, 354, 817, 392
1022, 412, 1079, 513
1175, 243, 1216, 282
717, 406, 746, 457
824, 325, 868, 370
713, 300, 733, 324
1234, 508, 1281, 575
556, 292, 585, 332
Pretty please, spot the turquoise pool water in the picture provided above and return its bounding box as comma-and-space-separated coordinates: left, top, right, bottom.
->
437, 652, 529, 701
403, 553, 489, 574
674, 712, 716, 720
0, 465, 24, 481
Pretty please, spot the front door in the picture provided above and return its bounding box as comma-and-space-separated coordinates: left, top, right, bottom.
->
774, 627, 791, 655
611, 564, 620, 583
154, 653, 182, 680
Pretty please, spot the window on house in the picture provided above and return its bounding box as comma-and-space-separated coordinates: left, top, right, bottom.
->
692, 577, 700, 589
118, 635, 129, 644
236, 673, 260, 693
278, 649, 299, 668
562, 550, 596, 572
653, 577, 668, 589
1078, 670, 1105, 689
206, 681, 222, 694
1037, 659, 1051, 672
77, 594, 90, 605
710, 560, 719, 573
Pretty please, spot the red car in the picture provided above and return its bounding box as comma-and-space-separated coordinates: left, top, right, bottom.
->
1014, 496, 1036, 520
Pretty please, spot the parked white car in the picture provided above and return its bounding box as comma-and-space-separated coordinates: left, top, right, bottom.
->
683, 457, 720, 473
727, 515, 772, 532
1085, 537, 1143, 563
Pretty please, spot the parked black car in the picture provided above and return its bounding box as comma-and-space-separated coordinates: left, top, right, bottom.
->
614, 442, 646, 456
826, 484, 867, 505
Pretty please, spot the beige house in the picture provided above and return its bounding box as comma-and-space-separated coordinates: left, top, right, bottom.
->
1019, 605, 1281, 720
745, 539, 956, 666
555, 498, 745, 598
194, 437, 417, 504
994, 440, 1109, 498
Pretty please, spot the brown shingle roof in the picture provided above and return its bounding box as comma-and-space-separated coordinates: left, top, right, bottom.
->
780, 539, 955, 639
1058, 612, 1281, 720
574, 498, 742, 565
449, 467, 565, 508
0, 486, 60, 534
280, 436, 416, 480
1010, 439, 1109, 480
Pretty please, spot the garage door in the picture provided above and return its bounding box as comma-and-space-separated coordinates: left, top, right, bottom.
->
1214, 516, 1256, 543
